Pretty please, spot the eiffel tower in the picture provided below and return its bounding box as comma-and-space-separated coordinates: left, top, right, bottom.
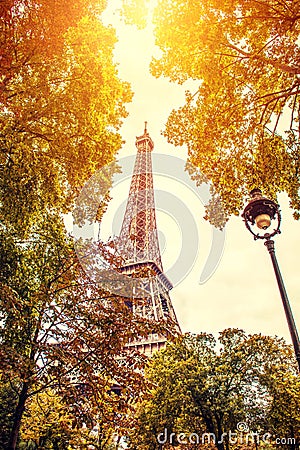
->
116, 123, 181, 355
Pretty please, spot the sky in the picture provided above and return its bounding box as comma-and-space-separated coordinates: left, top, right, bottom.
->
99, 1, 300, 345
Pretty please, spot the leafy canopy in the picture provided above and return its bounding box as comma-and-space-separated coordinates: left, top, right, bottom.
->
0, 0, 132, 236
123, 0, 300, 224
128, 329, 300, 450
0, 0, 140, 448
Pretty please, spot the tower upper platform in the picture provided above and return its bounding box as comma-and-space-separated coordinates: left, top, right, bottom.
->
135, 121, 154, 152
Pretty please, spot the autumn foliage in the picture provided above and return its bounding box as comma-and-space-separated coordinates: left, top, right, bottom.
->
149, 0, 300, 225
129, 330, 300, 450
0, 0, 146, 448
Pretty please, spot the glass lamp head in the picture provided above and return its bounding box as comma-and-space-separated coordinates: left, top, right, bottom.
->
255, 213, 271, 230
242, 188, 281, 240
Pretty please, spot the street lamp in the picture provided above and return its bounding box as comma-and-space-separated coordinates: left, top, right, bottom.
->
242, 188, 300, 371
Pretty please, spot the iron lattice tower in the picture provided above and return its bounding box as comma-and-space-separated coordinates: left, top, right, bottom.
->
116, 123, 181, 355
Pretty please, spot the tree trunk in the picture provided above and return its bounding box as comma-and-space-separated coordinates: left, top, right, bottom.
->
288, 426, 297, 450
215, 416, 225, 450
7, 381, 29, 450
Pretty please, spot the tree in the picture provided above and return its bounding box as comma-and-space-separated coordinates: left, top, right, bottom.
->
261, 371, 300, 450
0, 0, 132, 236
0, 1, 144, 448
19, 389, 75, 449
143, 0, 300, 225
0, 211, 165, 449
19, 385, 139, 450
128, 329, 299, 450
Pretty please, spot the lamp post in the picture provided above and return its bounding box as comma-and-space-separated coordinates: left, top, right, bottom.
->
242, 188, 300, 371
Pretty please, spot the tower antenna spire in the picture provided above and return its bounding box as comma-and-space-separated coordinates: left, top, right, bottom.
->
144, 121, 148, 134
